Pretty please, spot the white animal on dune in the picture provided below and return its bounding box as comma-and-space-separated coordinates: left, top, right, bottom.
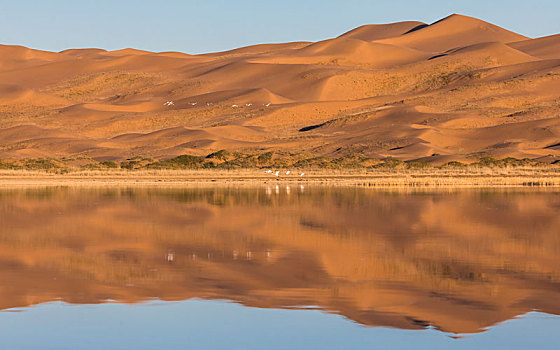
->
163, 101, 174, 106
265, 103, 271, 107
264, 170, 272, 174
300, 173, 305, 177
246, 103, 252, 107
285, 170, 291, 175
232, 104, 239, 108
274, 171, 280, 177
189, 102, 197, 106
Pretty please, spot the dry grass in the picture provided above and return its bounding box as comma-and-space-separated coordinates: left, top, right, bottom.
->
1, 167, 559, 188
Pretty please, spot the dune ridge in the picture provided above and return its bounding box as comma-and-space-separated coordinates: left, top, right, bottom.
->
0, 14, 559, 163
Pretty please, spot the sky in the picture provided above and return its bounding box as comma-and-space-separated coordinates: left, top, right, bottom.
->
0, 301, 557, 350
0, 0, 559, 54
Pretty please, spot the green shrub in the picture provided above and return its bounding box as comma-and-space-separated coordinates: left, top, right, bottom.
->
0, 160, 21, 170
441, 161, 466, 168
476, 157, 501, 167
375, 157, 403, 168
100, 161, 118, 168
154, 155, 206, 169
406, 160, 432, 169
120, 160, 142, 170
206, 150, 230, 161
257, 152, 274, 166
23, 159, 60, 170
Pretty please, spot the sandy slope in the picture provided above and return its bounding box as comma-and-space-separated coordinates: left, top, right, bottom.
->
0, 14, 559, 163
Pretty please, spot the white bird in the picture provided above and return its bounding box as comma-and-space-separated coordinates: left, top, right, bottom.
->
274, 171, 280, 177
299, 173, 305, 177
246, 103, 252, 107
264, 170, 272, 174
189, 102, 197, 106
265, 103, 271, 107
232, 104, 239, 108
285, 170, 291, 175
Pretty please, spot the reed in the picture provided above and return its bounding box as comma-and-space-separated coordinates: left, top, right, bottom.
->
1, 167, 560, 187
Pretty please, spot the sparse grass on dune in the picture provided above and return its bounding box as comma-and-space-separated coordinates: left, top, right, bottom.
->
0, 152, 557, 172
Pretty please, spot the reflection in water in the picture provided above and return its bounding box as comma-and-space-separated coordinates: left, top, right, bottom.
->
0, 187, 559, 334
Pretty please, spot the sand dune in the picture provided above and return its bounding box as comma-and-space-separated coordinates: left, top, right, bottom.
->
508, 34, 560, 59
0, 14, 559, 163
0, 84, 68, 105
339, 21, 427, 41
252, 38, 430, 67
203, 42, 311, 58
102, 48, 152, 56
0, 45, 59, 71
377, 14, 527, 52
429, 42, 538, 66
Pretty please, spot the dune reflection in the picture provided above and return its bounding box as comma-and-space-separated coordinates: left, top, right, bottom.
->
0, 187, 559, 334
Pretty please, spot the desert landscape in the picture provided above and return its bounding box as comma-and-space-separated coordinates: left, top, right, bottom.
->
2, 7, 560, 348
1, 14, 559, 167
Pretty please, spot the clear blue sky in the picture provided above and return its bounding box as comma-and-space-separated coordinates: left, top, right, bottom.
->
0, 301, 558, 350
0, 0, 558, 54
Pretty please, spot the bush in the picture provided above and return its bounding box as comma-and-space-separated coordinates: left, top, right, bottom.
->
476, 157, 501, 167
206, 150, 230, 161
23, 159, 61, 170
474, 157, 543, 168
153, 155, 206, 169
120, 160, 142, 170
0, 160, 21, 170
406, 160, 432, 169
100, 161, 118, 168
257, 152, 274, 165
441, 161, 466, 168
375, 157, 403, 168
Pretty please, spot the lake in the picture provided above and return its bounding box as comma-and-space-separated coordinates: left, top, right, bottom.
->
0, 186, 559, 349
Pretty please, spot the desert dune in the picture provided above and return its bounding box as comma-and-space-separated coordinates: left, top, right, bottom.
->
0, 14, 559, 163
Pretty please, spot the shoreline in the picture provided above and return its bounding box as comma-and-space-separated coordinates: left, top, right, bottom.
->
1, 168, 560, 188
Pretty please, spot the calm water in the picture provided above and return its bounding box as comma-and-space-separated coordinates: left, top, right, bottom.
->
0, 186, 559, 349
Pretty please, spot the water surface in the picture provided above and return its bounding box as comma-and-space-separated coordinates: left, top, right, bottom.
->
0, 186, 559, 348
